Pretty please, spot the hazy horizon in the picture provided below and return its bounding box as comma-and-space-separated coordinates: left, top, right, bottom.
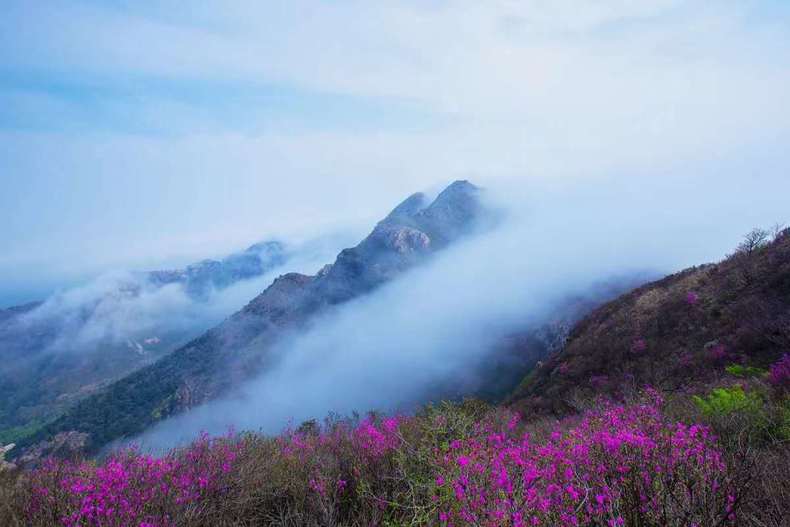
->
3, 1, 790, 305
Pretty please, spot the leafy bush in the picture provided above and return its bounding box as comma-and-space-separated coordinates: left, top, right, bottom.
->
693, 384, 790, 446
693, 386, 763, 417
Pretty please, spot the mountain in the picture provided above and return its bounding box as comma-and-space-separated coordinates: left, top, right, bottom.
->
0, 240, 289, 444
21, 181, 489, 453
509, 227, 790, 414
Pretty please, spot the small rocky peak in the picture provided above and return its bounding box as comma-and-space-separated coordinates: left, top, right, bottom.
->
424, 180, 480, 214
381, 192, 429, 224
415, 180, 483, 243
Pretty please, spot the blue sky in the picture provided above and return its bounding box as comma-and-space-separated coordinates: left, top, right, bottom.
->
1, 0, 790, 306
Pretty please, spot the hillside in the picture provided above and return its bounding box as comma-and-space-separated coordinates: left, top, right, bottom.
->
510, 227, 790, 414
18, 181, 490, 454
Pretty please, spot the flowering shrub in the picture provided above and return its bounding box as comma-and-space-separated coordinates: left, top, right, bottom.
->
767, 354, 790, 393
630, 338, 647, 354
433, 393, 733, 526
707, 343, 730, 362
11, 395, 736, 526
26, 433, 242, 527
589, 375, 609, 390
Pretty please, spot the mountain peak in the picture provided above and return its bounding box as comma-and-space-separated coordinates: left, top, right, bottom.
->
427, 180, 480, 208
414, 180, 483, 245
382, 192, 429, 223
441, 179, 478, 193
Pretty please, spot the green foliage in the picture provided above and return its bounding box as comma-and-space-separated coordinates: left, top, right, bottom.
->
724, 364, 766, 378
692, 385, 790, 446
693, 386, 763, 417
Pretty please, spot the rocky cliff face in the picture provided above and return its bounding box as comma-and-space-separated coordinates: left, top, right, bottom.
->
24, 181, 488, 452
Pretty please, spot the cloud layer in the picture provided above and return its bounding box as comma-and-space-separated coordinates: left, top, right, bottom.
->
2, 1, 790, 304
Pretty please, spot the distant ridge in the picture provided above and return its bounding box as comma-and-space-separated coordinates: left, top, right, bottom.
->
0, 238, 290, 443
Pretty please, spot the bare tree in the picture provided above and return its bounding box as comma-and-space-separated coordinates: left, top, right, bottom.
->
738, 228, 770, 257
770, 222, 788, 241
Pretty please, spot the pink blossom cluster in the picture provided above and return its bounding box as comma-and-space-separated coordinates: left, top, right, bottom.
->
27, 433, 241, 527
23, 398, 735, 526
708, 343, 730, 362
767, 353, 790, 392
275, 415, 406, 504
432, 395, 732, 526
353, 416, 402, 457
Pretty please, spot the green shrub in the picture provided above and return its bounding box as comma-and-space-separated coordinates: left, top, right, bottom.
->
724, 364, 766, 378
693, 385, 790, 446
693, 386, 763, 417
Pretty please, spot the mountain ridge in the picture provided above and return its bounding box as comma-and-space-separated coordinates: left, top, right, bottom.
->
19, 181, 488, 453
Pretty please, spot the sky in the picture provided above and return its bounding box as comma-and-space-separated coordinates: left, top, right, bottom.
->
2, 0, 790, 306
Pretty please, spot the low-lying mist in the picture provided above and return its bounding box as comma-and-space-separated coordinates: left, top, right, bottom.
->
135, 172, 788, 451
5, 231, 358, 358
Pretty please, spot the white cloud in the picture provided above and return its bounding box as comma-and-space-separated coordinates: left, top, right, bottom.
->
1, 1, 789, 299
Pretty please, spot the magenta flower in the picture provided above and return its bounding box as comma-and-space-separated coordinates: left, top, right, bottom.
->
768, 354, 790, 392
